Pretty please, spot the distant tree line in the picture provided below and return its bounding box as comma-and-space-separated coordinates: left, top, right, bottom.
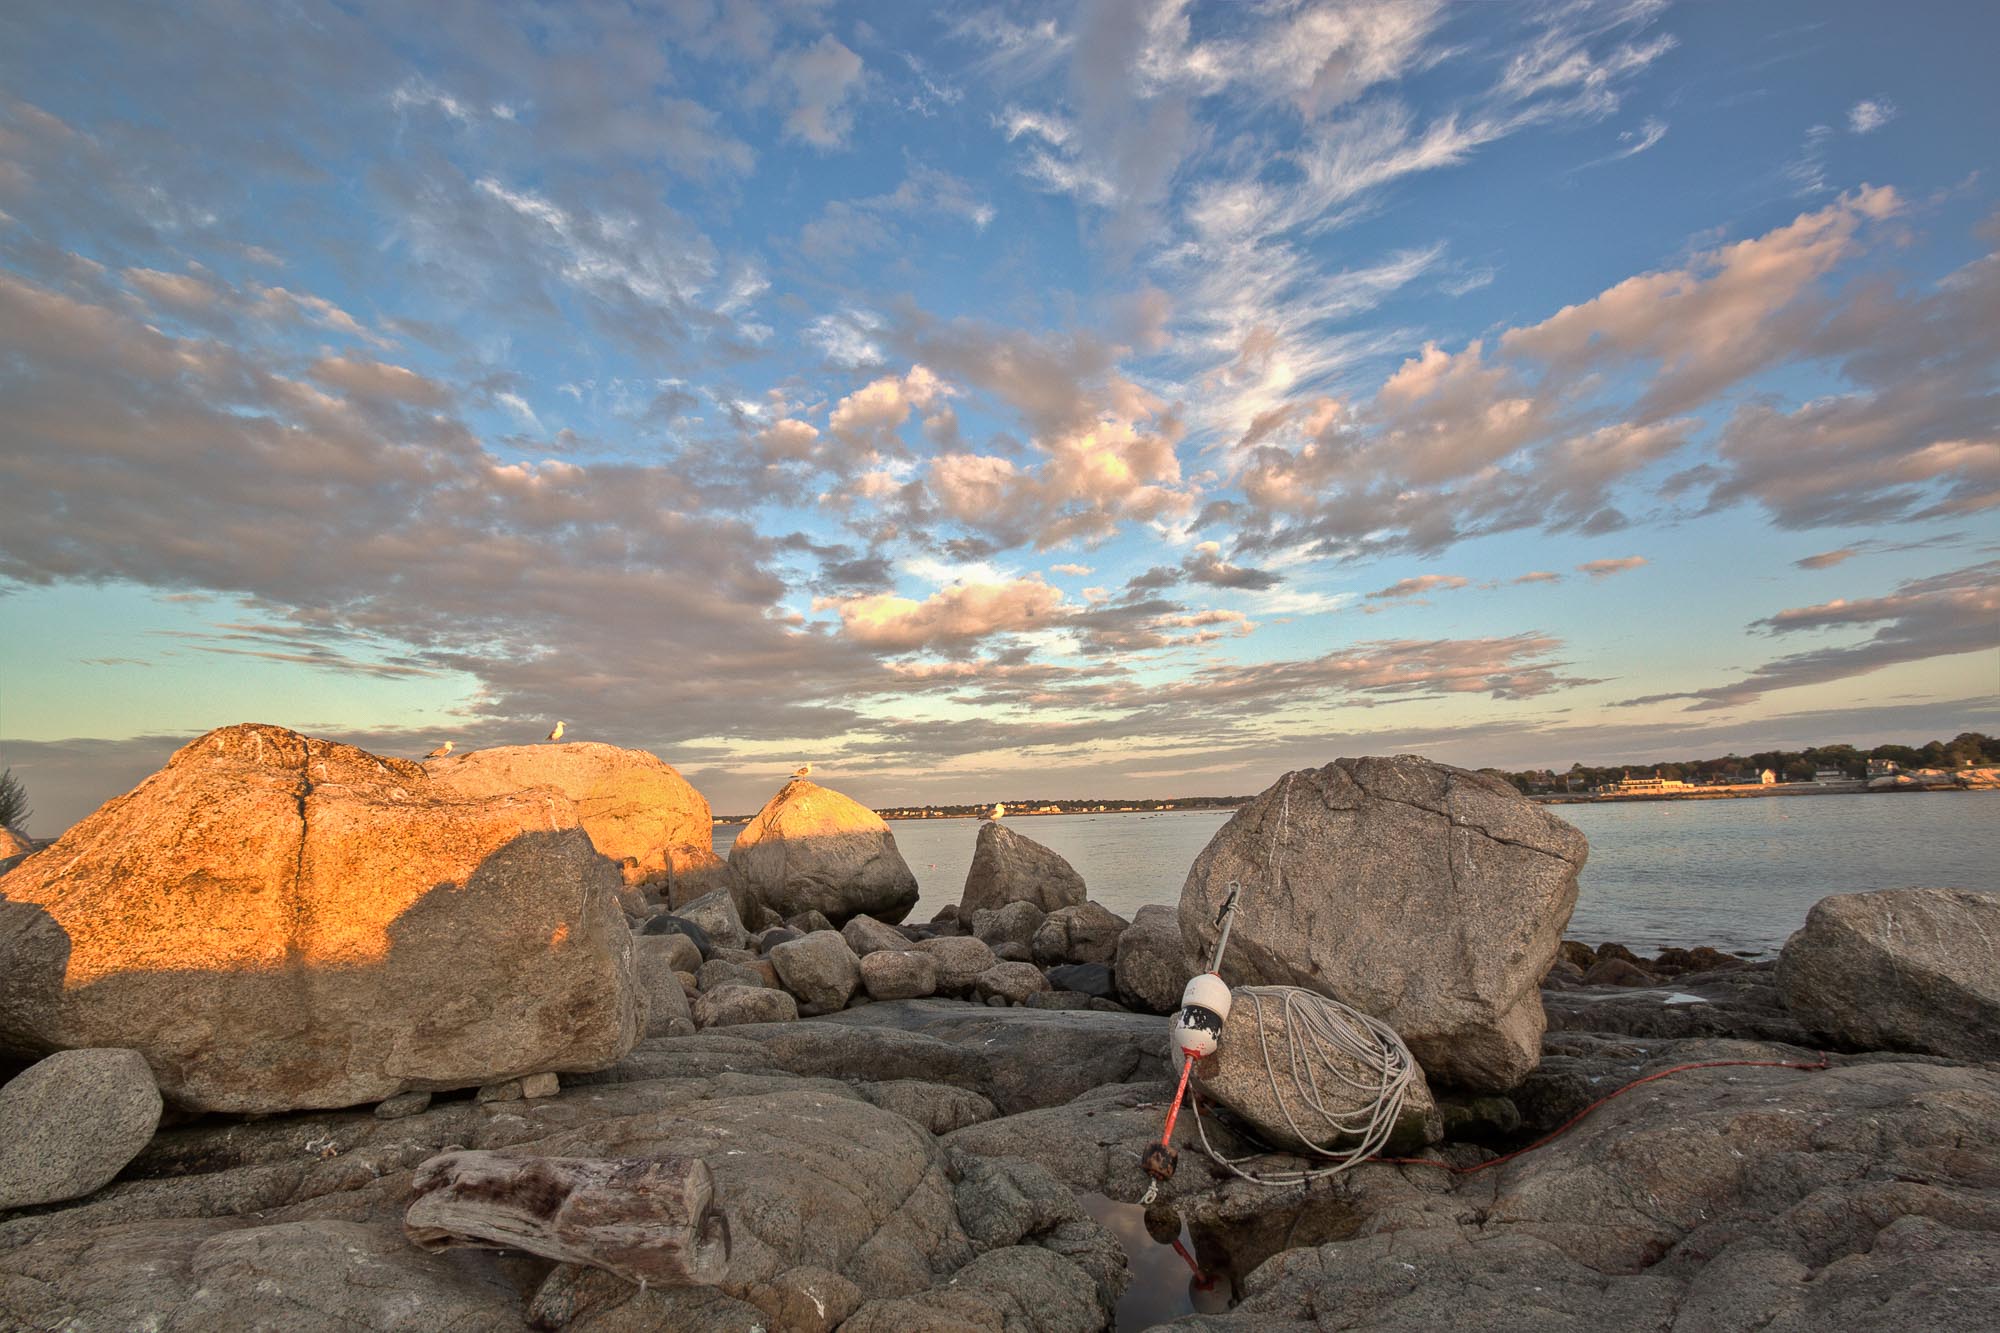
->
1493, 733, 2000, 794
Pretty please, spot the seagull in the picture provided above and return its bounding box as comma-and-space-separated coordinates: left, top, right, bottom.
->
991, 802, 1005, 820
793, 763, 813, 778
424, 741, 455, 760
547, 721, 566, 742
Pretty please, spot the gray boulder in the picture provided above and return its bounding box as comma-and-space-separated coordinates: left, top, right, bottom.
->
1115, 903, 1191, 1014
1031, 901, 1130, 967
959, 820, 1088, 915
0, 1048, 163, 1209
650, 930, 703, 975
1046, 962, 1114, 999
631, 936, 697, 1038
843, 913, 914, 956
1778, 887, 2000, 1061
728, 779, 920, 926
691, 984, 797, 1029
672, 887, 749, 952
862, 950, 940, 1001
1179, 757, 1586, 1092
770, 929, 864, 1015
971, 899, 1046, 951
974, 962, 1053, 1006
917, 935, 999, 991
695, 958, 765, 992
1192, 984, 1442, 1155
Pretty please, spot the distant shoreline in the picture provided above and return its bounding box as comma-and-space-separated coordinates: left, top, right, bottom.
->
1534, 781, 1990, 806
711, 805, 1245, 827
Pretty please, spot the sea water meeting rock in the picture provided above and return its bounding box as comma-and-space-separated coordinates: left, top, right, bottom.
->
0, 723, 642, 1112
728, 778, 920, 926
959, 820, 1087, 915
1179, 756, 1587, 1092
1778, 885, 2000, 1061
425, 740, 726, 904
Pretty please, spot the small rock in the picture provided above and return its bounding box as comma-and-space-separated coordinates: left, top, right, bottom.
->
0, 1048, 163, 1209
993, 941, 1033, 963
1582, 957, 1657, 987
1023, 991, 1129, 1013
843, 913, 914, 957
1558, 939, 1597, 970
753, 926, 801, 954
916, 935, 998, 991
673, 888, 749, 952
861, 949, 939, 1001
786, 909, 836, 935
743, 1266, 863, 1333
476, 1078, 524, 1103
974, 962, 1052, 1006
633, 935, 699, 1038
1113, 904, 1190, 1015
1595, 941, 1642, 965
373, 1090, 432, 1120
691, 984, 798, 1029
971, 900, 1046, 950
520, 1072, 559, 1099
697, 958, 766, 992
771, 930, 864, 1015
1030, 902, 1129, 967
639, 913, 713, 958
1045, 962, 1114, 999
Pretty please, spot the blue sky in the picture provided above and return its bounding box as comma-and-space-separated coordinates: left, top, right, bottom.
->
1, 0, 1995, 829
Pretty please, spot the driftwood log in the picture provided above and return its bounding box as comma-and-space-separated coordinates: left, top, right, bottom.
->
404, 1150, 730, 1287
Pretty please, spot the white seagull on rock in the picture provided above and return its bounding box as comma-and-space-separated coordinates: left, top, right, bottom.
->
546, 721, 565, 742
425, 741, 455, 760
990, 802, 1005, 820
793, 763, 813, 778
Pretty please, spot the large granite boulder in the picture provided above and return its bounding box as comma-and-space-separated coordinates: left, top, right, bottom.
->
425, 740, 726, 904
1194, 985, 1441, 1155
1777, 887, 2000, 1061
0, 1048, 163, 1209
728, 779, 919, 926
0, 723, 643, 1112
1178, 758, 1586, 1092
0, 823, 34, 870
959, 821, 1087, 915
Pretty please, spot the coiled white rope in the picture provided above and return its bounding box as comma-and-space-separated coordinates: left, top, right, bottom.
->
1188, 986, 1419, 1184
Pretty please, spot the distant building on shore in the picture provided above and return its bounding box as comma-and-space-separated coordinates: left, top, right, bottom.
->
1595, 772, 1694, 796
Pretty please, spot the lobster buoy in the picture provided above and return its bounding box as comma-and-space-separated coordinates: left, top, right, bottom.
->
1169, 972, 1232, 1059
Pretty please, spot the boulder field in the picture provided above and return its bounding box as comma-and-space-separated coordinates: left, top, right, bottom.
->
0, 734, 1992, 1331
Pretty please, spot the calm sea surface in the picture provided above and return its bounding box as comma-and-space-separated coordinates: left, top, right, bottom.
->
714, 790, 1998, 956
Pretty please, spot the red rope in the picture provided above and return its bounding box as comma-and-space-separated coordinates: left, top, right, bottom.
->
1374, 1055, 1831, 1176
1159, 1049, 1199, 1148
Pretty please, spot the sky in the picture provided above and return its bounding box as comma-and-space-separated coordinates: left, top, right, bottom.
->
1, 0, 1995, 831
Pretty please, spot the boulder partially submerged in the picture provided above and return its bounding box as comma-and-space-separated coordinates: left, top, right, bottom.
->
729, 779, 920, 926
1179, 757, 1586, 1092
0, 723, 643, 1112
1778, 886, 2000, 1062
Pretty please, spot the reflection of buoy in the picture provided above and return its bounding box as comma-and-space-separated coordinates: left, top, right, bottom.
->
1187, 1272, 1233, 1314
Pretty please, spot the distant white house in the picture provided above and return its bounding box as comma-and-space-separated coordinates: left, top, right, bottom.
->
1595, 772, 1693, 796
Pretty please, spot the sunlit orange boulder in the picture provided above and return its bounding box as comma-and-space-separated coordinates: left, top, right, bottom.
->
0, 724, 643, 1113
729, 779, 919, 926
426, 741, 728, 905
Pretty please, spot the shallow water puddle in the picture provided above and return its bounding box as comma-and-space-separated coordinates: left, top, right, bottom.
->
1075, 1192, 1237, 1328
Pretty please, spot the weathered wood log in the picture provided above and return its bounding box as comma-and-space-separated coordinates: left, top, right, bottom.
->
404, 1150, 730, 1287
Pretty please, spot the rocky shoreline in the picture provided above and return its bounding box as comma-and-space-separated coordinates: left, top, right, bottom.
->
1, 726, 1994, 1330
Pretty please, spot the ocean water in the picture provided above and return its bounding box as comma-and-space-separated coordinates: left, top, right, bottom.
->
714, 789, 1998, 956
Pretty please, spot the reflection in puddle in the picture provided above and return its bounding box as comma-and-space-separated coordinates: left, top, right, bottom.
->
1076, 1192, 1237, 1328
1078, 1184, 1367, 1328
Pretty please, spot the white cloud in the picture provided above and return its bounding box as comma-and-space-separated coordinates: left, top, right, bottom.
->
1847, 98, 1896, 134
779, 36, 865, 148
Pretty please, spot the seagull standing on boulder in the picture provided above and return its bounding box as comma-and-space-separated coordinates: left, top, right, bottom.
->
793, 763, 813, 778
990, 802, 1005, 820
424, 741, 455, 760
546, 721, 565, 742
